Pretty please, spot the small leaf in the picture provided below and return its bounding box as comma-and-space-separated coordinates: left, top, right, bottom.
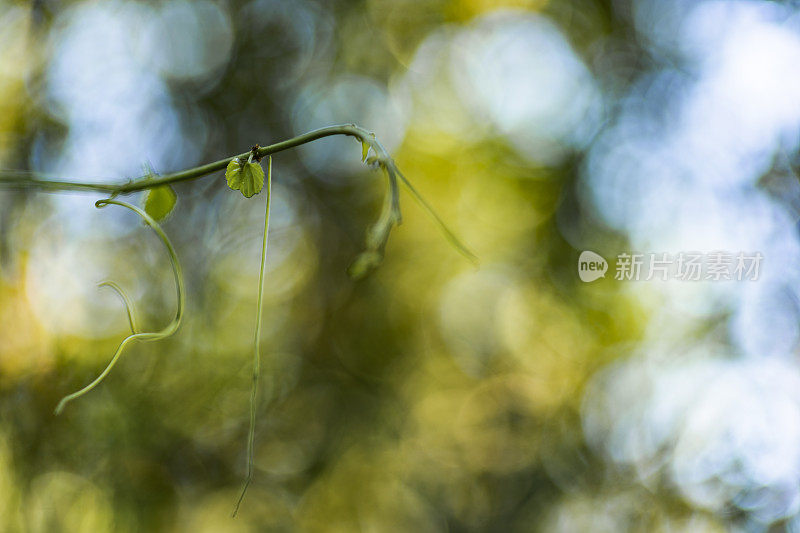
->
226, 159, 265, 198
226, 159, 242, 190
241, 162, 265, 198
144, 185, 177, 221
361, 141, 369, 162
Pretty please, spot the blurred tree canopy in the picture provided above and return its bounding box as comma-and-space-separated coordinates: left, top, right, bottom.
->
4, 0, 798, 531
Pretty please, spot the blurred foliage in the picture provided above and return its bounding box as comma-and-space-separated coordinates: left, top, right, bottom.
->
0, 0, 740, 531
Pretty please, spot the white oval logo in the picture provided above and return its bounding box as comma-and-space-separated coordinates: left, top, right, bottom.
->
578, 251, 607, 282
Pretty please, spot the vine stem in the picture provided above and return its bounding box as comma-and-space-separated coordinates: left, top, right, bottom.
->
0, 123, 477, 264
0, 124, 380, 194
232, 156, 272, 517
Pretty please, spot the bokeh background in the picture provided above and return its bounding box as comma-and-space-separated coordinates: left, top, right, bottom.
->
1, 0, 800, 530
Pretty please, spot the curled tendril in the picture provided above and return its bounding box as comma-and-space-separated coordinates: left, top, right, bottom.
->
54, 198, 185, 415
98, 281, 140, 334
348, 143, 478, 279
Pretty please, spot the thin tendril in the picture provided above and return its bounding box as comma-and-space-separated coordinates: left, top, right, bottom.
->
54, 198, 185, 415
391, 164, 478, 265
233, 156, 272, 517
98, 281, 140, 334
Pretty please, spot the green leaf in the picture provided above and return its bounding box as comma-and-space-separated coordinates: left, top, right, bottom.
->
361, 141, 370, 162
144, 185, 177, 221
226, 159, 265, 198
225, 159, 241, 194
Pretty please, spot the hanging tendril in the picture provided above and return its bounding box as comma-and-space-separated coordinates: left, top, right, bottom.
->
347, 153, 477, 279
54, 198, 185, 415
232, 156, 272, 517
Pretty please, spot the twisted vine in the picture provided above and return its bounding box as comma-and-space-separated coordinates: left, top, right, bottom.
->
53, 198, 185, 415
